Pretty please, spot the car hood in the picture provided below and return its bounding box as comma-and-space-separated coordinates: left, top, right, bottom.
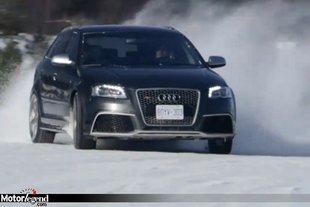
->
80, 67, 227, 89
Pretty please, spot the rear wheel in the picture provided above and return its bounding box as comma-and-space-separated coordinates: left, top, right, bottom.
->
73, 93, 96, 150
208, 138, 233, 154
29, 93, 55, 143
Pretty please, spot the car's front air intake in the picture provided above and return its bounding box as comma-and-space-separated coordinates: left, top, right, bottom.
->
136, 89, 200, 126
92, 115, 134, 133
202, 115, 234, 134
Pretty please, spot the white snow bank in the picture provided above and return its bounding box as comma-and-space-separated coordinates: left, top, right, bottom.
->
0, 33, 35, 54
0, 38, 7, 50
0, 54, 35, 143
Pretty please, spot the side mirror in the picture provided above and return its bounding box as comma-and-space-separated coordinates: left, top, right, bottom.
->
51, 54, 75, 66
207, 56, 226, 69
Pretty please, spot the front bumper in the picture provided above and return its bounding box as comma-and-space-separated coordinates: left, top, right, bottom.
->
80, 89, 236, 140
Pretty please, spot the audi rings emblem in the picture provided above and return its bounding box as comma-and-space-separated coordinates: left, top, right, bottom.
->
157, 94, 181, 102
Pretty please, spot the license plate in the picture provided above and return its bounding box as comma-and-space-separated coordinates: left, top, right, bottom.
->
156, 105, 184, 120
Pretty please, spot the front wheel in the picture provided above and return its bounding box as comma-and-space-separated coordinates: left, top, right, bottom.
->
29, 93, 55, 143
208, 138, 233, 154
73, 93, 96, 150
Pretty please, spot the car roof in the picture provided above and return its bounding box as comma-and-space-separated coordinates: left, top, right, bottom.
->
64, 25, 180, 35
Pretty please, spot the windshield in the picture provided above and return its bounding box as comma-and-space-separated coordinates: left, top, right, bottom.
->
81, 32, 204, 68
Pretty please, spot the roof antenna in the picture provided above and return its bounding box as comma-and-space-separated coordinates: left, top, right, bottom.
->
165, 26, 177, 31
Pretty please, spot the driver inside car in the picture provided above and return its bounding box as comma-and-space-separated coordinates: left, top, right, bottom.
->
155, 45, 176, 63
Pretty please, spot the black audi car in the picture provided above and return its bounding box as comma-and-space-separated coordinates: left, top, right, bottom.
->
29, 25, 236, 154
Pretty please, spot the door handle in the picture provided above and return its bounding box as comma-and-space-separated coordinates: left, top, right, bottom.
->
52, 73, 58, 81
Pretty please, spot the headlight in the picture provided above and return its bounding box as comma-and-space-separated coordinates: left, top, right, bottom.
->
91, 84, 127, 99
208, 86, 232, 99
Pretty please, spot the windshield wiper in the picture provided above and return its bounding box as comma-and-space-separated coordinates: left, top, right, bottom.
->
105, 64, 128, 69
82, 63, 128, 68
81, 64, 102, 67
157, 63, 203, 67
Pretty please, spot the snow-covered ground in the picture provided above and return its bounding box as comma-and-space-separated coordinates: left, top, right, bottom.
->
3, 140, 310, 194
2, 142, 310, 207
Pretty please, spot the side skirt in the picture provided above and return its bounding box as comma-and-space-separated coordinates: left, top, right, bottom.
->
40, 117, 67, 133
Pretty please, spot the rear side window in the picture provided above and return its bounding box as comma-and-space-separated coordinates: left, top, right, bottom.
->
46, 30, 72, 58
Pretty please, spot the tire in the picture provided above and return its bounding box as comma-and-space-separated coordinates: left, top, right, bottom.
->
73, 93, 96, 150
208, 138, 233, 154
29, 93, 55, 143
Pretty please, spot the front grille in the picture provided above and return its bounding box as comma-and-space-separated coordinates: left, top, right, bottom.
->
92, 115, 134, 133
137, 89, 200, 126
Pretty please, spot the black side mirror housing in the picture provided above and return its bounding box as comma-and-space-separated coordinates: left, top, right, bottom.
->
207, 56, 226, 69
